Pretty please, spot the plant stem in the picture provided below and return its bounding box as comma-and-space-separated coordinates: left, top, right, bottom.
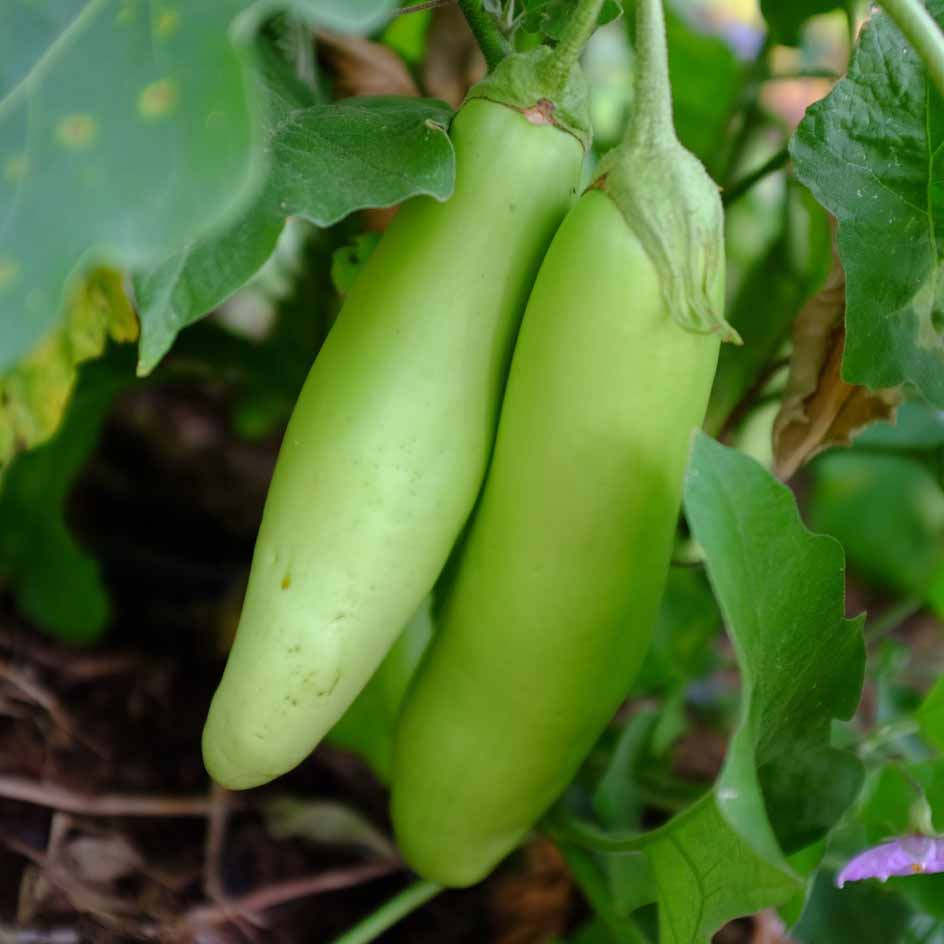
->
865, 597, 924, 642
722, 147, 790, 206
880, 0, 944, 101
626, 0, 675, 147
536, 0, 605, 95
328, 880, 441, 944
457, 0, 510, 71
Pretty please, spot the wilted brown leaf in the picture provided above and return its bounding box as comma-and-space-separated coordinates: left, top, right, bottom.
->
317, 31, 419, 99
422, 4, 486, 108
772, 232, 901, 480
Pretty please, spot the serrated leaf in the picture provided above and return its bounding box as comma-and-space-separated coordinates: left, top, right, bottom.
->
0, 347, 135, 642
760, 0, 844, 46
791, 1, 944, 408
0, 0, 263, 370
135, 87, 454, 373
633, 433, 865, 940
0, 267, 137, 473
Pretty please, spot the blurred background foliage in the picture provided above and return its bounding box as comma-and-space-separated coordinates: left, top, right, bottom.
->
3, 1, 944, 942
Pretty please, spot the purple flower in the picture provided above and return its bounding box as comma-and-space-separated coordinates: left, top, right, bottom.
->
837, 836, 944, 887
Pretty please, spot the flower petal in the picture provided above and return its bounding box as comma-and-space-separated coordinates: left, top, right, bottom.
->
837, 835, 944, 887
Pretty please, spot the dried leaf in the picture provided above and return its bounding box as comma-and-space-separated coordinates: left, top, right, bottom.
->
773, 234, 901, 479
317, 31, 419, 99
422, 4, 486, 108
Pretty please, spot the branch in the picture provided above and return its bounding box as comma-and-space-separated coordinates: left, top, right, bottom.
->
722, 147, 790, 206
457, 0, 510, 71
184, 861, 403, 929
0, 775, 234, 817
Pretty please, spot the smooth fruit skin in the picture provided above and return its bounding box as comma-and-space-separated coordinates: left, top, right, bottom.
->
391, 189, 722, 887
202, 100, 583, 790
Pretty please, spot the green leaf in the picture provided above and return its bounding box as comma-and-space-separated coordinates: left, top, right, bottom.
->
638, 433, 866, 941
0, 1, 85, 100
0, 347, 135, 642
790, 1, 944, 408
642, 793, 798, 944
855, 401, 944, 452
0, 0, 262, 369
760, 0, 844, 46
793, 869, 913, 944
806, 451, 944, 608
135, 77, 455, 372
685, 434, 865, 855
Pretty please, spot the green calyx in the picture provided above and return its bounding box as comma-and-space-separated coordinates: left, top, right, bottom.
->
465, 47, 592, 151
594, 0, 739, 343
594, 137, 738, 342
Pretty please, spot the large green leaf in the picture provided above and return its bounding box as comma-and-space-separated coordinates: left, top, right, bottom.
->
634, 434, 865, 941
134, 45, 455, 373
791, 1, 944, 407
0, 0, 262, 369
0, 1, 85, 100
0, 0, 400, 371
